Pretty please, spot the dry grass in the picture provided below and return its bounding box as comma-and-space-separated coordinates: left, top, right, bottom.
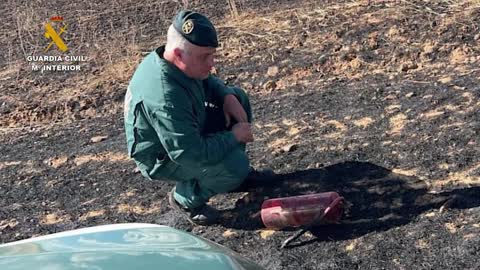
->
227, 0, 239, 17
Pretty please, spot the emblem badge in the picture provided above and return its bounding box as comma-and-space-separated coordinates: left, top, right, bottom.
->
182, 20, 194, 34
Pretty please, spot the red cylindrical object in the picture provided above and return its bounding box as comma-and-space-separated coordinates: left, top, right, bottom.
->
261, 192, 344, 229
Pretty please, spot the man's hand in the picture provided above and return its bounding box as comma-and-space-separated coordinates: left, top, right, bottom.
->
223, 94, 248, 127
232, 122, 254, 143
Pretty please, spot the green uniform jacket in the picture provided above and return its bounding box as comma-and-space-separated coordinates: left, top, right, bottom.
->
124, 47, 240, 180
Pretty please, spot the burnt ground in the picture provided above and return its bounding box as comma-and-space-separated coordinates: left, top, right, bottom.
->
1, 0, 480, 269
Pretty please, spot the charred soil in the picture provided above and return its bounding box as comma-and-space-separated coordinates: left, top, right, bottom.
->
1, 1, 480, 269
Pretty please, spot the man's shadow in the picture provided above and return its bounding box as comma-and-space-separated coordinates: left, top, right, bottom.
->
218, 161, 480, 245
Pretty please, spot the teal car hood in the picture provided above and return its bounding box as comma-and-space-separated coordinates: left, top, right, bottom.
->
0, 223, 264, 270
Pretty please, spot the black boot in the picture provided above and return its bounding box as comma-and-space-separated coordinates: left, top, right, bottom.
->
168, 187, 219, 226
231, 167, 277, 192
245, 166, 276, 184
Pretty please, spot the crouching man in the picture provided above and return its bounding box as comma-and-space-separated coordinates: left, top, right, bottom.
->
124, 10, 273, 225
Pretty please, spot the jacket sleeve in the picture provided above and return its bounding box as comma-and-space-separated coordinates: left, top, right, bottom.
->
203, 75, 237, 104
149, 88, 239, 169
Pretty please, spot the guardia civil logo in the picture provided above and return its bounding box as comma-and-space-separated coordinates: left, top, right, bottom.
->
25, 16, 89, 73
44, 16, 68, 52
182, 20, 194, 34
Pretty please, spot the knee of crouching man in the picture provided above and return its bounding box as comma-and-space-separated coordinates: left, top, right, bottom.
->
225, 150, 250, 181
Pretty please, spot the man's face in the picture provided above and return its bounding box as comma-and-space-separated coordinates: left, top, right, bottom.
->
180, 45, 216, 80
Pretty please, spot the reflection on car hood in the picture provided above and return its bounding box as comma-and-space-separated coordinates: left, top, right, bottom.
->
0, 223, 264, 270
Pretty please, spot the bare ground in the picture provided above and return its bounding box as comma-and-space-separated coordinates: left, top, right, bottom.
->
1, 0, 480, 269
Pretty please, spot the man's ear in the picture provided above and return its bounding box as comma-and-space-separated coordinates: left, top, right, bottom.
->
173, 48, 182, 60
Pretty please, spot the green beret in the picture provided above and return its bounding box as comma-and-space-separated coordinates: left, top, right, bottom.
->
172, 10, 219, 48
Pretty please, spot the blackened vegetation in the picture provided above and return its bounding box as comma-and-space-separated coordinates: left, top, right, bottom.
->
1, 1, 480, 269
